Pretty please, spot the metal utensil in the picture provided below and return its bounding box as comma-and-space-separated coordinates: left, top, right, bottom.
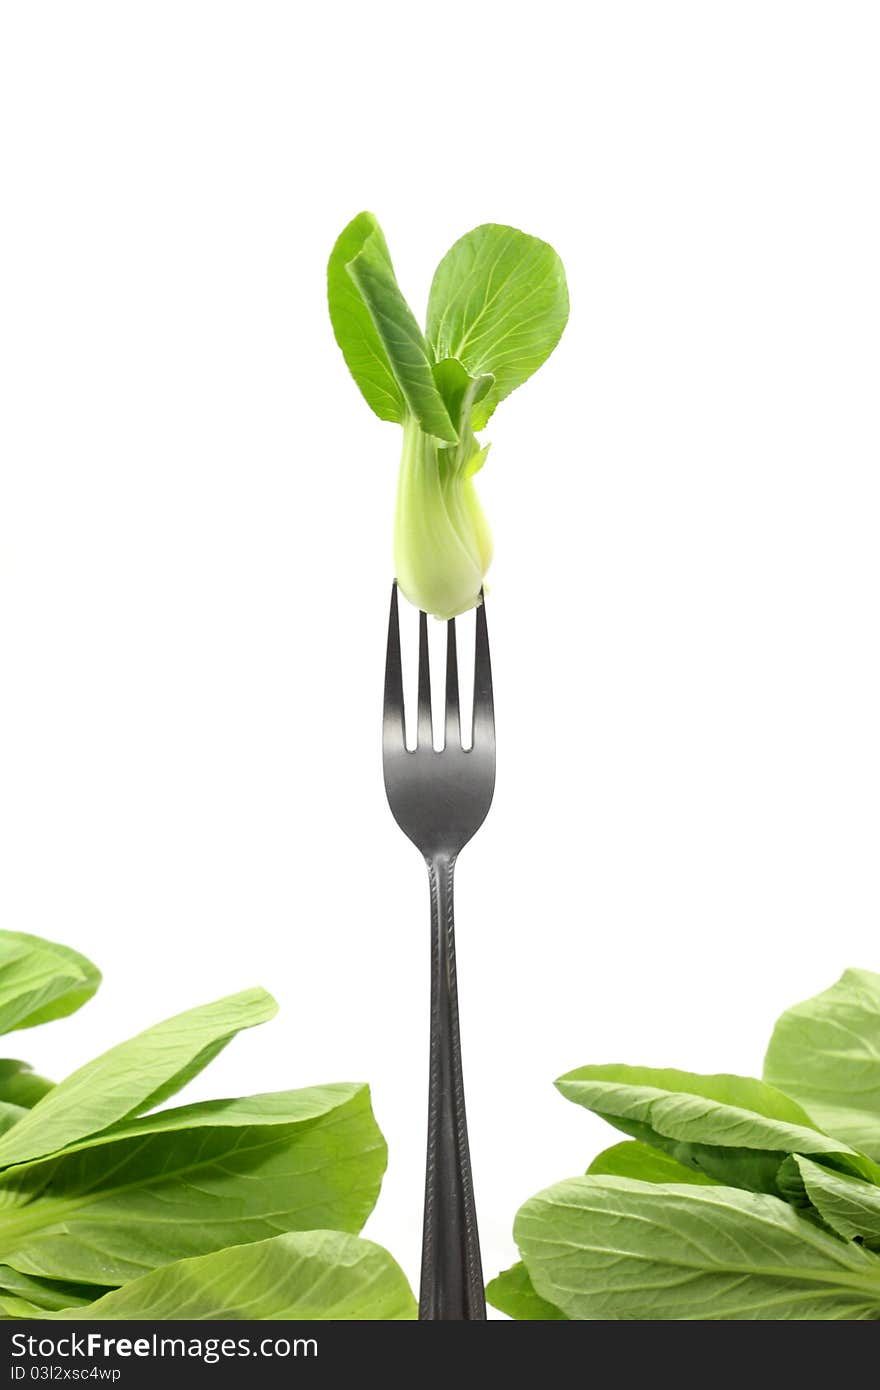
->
382, 582, 496, 1321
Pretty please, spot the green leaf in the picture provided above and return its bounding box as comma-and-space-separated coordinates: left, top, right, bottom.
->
328, 212, 458, 442
347, 234, 457, 442
0, 1103, 28, 1136
556, 1064, 859, 1193
0, 932, 100, 1035
0, 988, 277, 1169
764, 969, 880, 1160
0, 1233, 416, 1321
0, 1084, 385, 1285
486, 1261, 568, 1320
515, 1176, 880, 1320
426, 223, 569, 428
431, 357, 494, 428
489, 1144, 716, 1319
490, 1146, 716, 1320
328, 212, 405, 425
0, 1061, 53, 1109
432, 358, 494, 480
0, 1266, 109, 1312
793, 1156, 880, 1249
587, 1139, 717, 1183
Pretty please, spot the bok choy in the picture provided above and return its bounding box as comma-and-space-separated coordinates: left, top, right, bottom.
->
327, 214, 568, 618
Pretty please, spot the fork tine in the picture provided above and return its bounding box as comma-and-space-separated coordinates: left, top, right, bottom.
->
445, 619, 461, 748
383, 582, 405, 749
417, 611, 433, 749
472, 592, 494, 748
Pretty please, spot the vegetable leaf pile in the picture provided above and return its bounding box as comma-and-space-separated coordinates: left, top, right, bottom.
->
489, 969, 880, 1320
328, 213, 568, 619
0, 931, 415, 1320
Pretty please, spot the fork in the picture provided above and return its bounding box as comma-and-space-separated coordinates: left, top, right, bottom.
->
382, 582, 496, 1321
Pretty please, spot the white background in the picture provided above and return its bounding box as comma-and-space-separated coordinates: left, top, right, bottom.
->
1, 1, 879, 1313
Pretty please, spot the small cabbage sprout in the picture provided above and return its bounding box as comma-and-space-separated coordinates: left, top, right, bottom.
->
327, 214, 568, 618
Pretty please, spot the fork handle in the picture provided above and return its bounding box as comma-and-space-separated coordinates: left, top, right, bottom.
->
419, 853, 486, 1320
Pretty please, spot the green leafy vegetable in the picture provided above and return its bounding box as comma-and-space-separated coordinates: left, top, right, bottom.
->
0, 1232, 416, 1321
586, 1138, 718, 1183
0, 930, 407, 1320
328, 212, 568, 618
426, 223, 569, 429
0, 1060, 53, 1109
793, 1156, 880, 1249
487, 1139, 719, 1320
496, 970, 880, 1320
0, 1086, 385, 1285
556, 1063, 860, 1193
764, 969, 880, 1159
515, 1177, 880, 1320
486, 1260, 567, 1320
345, 228, 458, 443
326, 212, 407, 426
0, 1102, 28, 1136
0, 988, 277, 1169
0, 932, 99, 1035
486, 1140, 720, 1320
0, 1266, 110, 1313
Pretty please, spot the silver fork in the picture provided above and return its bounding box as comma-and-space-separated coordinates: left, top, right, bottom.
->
382, 582, 496, 1321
